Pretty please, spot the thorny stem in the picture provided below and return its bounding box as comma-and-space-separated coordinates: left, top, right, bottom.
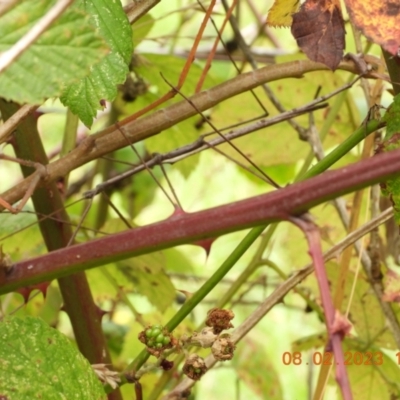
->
0, 101, 122, 400
163, 207, 394, 399
0, 50, 390, 400
0, 109, 389, 398
5, 147, 400, 294
1, 105, 386, 397
290, 216, 352, 400
122, 114, 385, 391
120, 226, 264, 386
108, 147, 395, 390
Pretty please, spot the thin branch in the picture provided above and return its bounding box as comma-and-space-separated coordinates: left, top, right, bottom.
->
84, 102, 326, 198
0, 104, 39, 144
0, 57, 384, 211
83, 76, 368, 199
0, 0, 74, 74
160, 72, 280, 187
124, 0, 161, 24
195, 0, 237, 93
220, 0, 309, 132
163, 207, 394, 399
116, 123, 179, 209
245, 0, 281, 48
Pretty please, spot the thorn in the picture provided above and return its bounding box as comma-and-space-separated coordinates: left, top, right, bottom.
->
16, 282, 50, 303
192, 237, 216, 257
36, 282, 50, 298
171, 206, 186, 217
96, 305, 108, 320
32, 110, 44, 120
16, 287, 32, 303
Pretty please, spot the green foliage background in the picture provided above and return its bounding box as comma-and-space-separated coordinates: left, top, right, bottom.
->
0, 1, 399, 400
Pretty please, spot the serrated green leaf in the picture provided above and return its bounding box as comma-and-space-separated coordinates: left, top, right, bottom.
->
0, 316, 106, 399
0, 0, 109, 104
60, 0, 133, 127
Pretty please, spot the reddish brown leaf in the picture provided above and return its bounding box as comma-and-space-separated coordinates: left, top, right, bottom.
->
344, 0, 400, 56
291, 0, 345, 70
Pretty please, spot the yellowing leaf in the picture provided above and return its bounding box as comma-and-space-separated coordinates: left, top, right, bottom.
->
266, 0, 300, 27
344, 0, 400, 56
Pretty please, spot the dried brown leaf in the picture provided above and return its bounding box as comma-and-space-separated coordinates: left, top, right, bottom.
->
344, 0, 400, 56
291, 0, 345, 70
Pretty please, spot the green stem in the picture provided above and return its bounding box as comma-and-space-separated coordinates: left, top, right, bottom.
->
216, 224, 277, 307
299, 118, 383, 181
119, 116, 383, 386
61, 109, 79, 188
122, 225, 264, 379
